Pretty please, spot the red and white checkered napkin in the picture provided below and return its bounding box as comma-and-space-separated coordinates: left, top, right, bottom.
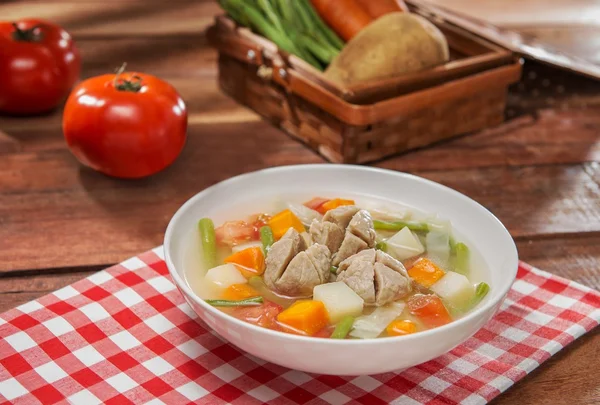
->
0, 248, 598, 405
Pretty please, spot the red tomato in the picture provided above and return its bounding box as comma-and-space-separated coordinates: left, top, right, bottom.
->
304, 197, 329, 211
232, 301, 283, 329
215, 220, 257, 247
0, 19, 80, 115
62, 69, 187, 179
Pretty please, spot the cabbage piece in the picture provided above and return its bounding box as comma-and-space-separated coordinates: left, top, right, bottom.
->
349, 302, 405, 339
425, 217, 452, 234
425, 231, 450, 266
386, 227, 425, 261
286, 202, 323, 227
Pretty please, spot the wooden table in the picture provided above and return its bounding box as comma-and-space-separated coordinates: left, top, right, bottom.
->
1, 1, 599, 404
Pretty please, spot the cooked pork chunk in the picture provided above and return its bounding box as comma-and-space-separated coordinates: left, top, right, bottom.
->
333, 233, 369, 266
336, 248, 411, 306
309, 220, 344, 253
332, 209, 377, 265
310, 206, 377, 266
323, 205, 360, 229
264, 228, 331, 296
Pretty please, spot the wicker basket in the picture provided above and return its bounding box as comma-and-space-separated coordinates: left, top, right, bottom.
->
207, 5, 522, 164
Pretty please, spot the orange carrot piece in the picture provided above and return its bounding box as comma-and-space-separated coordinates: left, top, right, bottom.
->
355, 0, 408, 18
318, 198, 355, 214
407, 258, 445, 287
310, 0, 373, 41
386, 319, 417, 336
268, 209, 305, 240
222, 283, 261, 301
224, 246, 265, 278
277, 300, 329, 336
407, 294, 452, 328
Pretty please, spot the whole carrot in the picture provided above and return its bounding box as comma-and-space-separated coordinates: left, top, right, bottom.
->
310, 0, 372, 41
355, 0, 409, 18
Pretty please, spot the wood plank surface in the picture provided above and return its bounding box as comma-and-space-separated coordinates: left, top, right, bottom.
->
0, 0, 599, 404
0, 1, 219, 37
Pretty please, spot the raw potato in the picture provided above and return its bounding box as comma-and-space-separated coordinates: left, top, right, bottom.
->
325, 13, 449, 86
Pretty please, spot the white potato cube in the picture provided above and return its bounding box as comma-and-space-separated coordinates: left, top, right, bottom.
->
205, 264, 247, 290
313, 282, 364, 324
386, 227, 425, 261
430, 271, 475, 312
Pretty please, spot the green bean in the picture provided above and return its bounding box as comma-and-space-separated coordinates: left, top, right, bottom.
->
330, 265, 338, 274
293, 0, 315, 33
375, 241, 387, 252
224, 0, 320, 68
205, 297, 264, 307
454, 243, 470, 275
330, 316, 355, 339
257, 0, 284, 32
472, 282, 490, 306
198, 218, 217, 269
260, 226, 275, 253
373, 220, 429, 233
298, 0, 344, 50
297, 34, 337, 64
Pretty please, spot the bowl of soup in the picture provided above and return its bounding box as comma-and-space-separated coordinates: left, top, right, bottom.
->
164, 165, 518, 375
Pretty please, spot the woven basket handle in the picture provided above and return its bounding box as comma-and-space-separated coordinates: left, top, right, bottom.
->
206, 23, 266, 67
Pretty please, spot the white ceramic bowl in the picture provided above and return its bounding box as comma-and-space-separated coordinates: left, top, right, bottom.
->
164, 165, 518, 376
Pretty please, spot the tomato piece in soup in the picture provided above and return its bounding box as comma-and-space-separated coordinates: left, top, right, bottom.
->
304, 197, 329, 211
232, 301, 283, 329
215, 220, 256, 246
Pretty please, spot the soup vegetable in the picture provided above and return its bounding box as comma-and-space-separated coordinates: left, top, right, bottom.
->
190, 197, 489, 339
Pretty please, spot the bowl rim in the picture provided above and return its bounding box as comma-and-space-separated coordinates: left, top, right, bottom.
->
164, 164, 519, 345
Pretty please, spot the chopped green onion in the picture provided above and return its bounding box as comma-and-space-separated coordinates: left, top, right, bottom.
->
472, 282, 490, 307
260, 226, 275, 253
373, 220, 429, 233
205, 297, 264, 307
375, 241, 387, 252
330, 265, 338, 274
198, 218, 217, 269
453, 242, 470, 275
330, 316, 355, 339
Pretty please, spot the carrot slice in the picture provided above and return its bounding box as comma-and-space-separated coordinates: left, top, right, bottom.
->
386, 319, 417, 336
407, 294, 452, 328
318, 198, 355, 214
224, 246, 265, 278
268, 209, 305, 240
407, 258, 445, 287
222, 283, 260, 301
277, 300, 329, 336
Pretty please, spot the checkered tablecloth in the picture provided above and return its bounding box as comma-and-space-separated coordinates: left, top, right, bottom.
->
0, 247, 598, 405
